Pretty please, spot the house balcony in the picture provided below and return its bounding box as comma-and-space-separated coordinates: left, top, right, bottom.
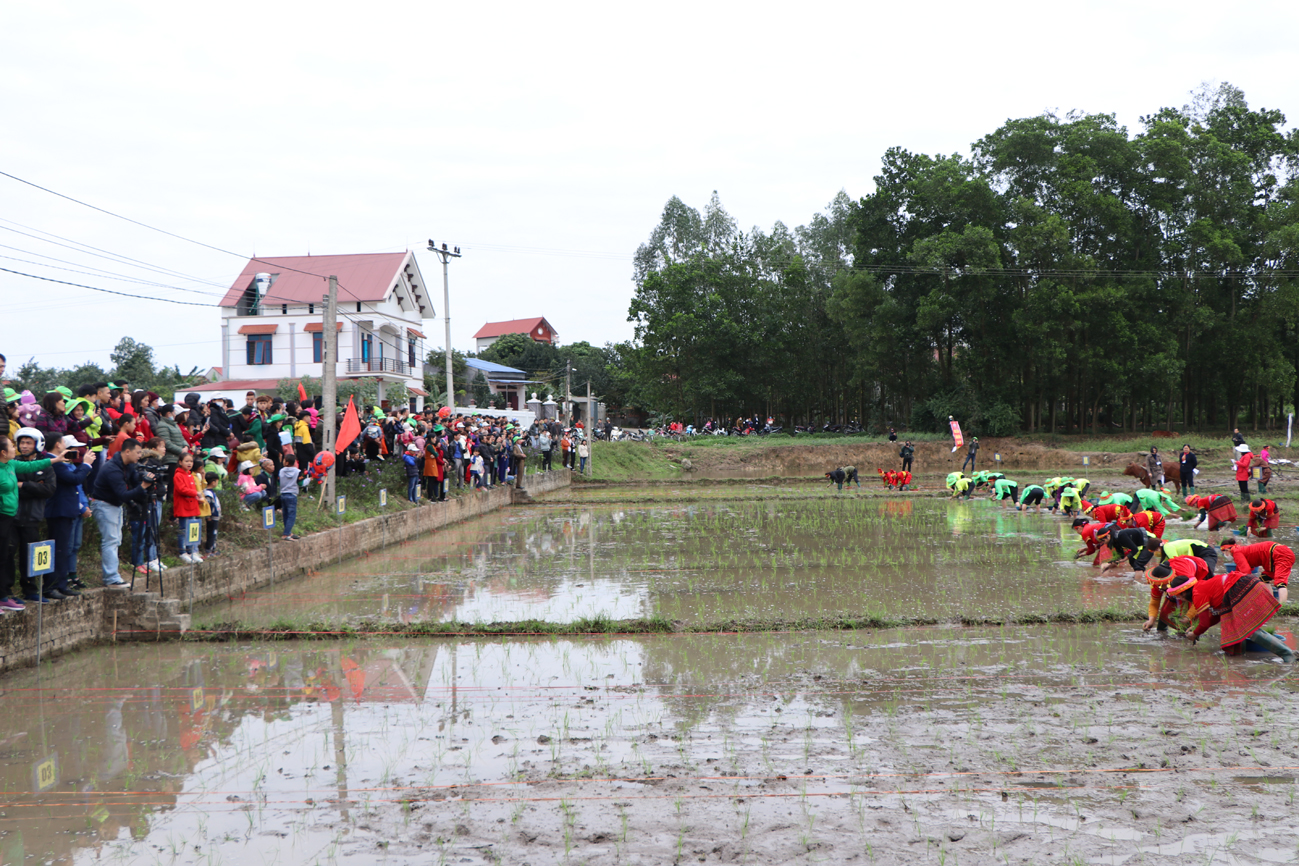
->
345, 358, 411, 376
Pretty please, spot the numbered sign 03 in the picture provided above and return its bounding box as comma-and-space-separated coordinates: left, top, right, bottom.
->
33, 753, 58, 793
27, 541, 54, 577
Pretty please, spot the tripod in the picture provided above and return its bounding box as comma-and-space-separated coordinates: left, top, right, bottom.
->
129, 494, 165, 596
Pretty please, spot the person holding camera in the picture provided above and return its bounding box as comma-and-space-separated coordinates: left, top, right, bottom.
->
90, 438, 153, 586
154, 404, 187, 495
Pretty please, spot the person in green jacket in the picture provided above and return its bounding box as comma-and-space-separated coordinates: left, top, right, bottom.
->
1017, 484, 1047, 511
992, 477, 1019, 503
1134, 486, 1180, 516
0, 434, 65, 609
1096, 490, 1134, 508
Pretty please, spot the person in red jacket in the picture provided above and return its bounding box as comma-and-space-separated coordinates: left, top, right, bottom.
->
1247, 499, 1280, 538
1233, 443, 1253, 500
1185, 493, 1237, 531
1130, 508, 1166, 539
171, 451, 203, 564
1071, 519, 1112, 566
1162, 565, 1293, 661
1087, 502, 1132, 527
1220, 537, 1293, 603
1143, 554, 1210, 632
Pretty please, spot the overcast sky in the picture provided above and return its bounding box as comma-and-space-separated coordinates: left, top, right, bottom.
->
3, 1, 1296, 375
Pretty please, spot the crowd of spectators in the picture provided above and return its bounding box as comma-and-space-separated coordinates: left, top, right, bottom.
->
0, 351, 587, 612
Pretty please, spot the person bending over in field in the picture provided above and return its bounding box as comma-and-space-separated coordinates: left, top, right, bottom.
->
825, 468, 846, 491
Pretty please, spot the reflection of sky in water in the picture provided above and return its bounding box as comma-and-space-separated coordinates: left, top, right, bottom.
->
199, 497, 1151, 628
0, 623, 1292, 865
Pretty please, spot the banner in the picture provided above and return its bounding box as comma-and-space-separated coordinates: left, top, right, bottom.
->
949, 418, 964, 453
335, 397, 362, 454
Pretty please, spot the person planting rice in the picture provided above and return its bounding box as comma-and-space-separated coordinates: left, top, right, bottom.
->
1134, 485, 1180, 516
877, 468, 899, 489
1087, 501, 1133, 527
1054, 482, 1085, 517
992, 476, 1019, 503
1016, 483, 1047, 512
897, 469, 912, 491
971, 470, 1004, 491
948, 474, 972, 499
1096, 490, 1134, 508
1185, 493, 1237, 531
825, 468, 846, 491
1099, 526, 1154, 575
1143, 553, 1210, 633
1147, 536, 1219, 576
842, 465, 860, 489
1072, 519, 1113, 566
945, 471, 966, 492
1130, 508, 1166, 539
1220, 537, 1293, 603
1157, 562, 1294, 662
1247, 498, 1280, 538
1044, 476, 1072, 508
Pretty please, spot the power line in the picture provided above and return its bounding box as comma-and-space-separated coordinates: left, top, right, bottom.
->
0, 267, 217, 307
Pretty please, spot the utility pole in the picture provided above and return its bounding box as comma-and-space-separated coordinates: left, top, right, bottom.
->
587, 379, 593, 475
565, 363, 572, 424
322, 276, 338, 503
427, 241, 461, 411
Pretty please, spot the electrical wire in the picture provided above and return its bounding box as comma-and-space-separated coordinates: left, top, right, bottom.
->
0, 266, 218, 307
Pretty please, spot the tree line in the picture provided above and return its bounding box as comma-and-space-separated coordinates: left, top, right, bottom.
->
623, 83, 1299, 435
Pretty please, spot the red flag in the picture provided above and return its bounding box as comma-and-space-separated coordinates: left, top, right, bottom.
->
297, 382, 309, 403
335, 396, 362, 454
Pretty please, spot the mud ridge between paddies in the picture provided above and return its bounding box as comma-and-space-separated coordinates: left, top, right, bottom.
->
173, 607, 1299, 641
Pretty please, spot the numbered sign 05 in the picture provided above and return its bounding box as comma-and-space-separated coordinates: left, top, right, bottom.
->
27, 541, 54, 577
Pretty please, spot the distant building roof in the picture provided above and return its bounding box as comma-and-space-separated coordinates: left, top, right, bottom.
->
465, 358, 527, 376
472, 317, 557, 340
218, 252, 432, 314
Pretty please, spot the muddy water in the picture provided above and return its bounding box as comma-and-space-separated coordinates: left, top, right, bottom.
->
199, 498, 1152, 629
2, 624, 1297, 865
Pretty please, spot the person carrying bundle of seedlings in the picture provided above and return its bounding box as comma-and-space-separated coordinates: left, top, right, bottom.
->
1072, 519, 1113, 566
1247, 498, 1280, 538
1220, 537, 1293, 603
1185, 493, 1237, 531
992, 477, 1019, 503
1157, 562, 1294, 662
1016, 483, 1047, 512
1142, 553, 1211, 633
1147, 536, 1219, 576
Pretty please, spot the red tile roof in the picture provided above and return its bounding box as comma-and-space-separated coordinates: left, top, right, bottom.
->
303, 322, 344, 332
473, 317, 557, 339
218, 253, 425, 309
237, 323, 278, 335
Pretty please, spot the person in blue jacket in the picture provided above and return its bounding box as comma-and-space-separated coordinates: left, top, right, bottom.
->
46, 435, 95, 597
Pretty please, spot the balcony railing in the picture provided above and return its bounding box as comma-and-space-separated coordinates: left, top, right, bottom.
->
346, 358, 410, 376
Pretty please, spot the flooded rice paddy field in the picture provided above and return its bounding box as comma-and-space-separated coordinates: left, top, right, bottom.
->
197, 495, 1195, 630
5, 625, 1299, 865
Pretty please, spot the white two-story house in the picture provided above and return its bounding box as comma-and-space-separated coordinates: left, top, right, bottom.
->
190, 252, 433, 408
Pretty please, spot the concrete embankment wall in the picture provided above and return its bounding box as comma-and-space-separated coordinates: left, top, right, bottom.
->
0, 470, 571, 674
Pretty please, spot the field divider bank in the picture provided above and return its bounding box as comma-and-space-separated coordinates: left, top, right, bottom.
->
0, 470, 571, 673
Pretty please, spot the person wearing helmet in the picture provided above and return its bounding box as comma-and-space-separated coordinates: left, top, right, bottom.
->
0, 431, 65, 609
12, 428, 61, 602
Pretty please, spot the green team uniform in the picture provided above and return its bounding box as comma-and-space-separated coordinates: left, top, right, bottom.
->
993, 478, 1019, 501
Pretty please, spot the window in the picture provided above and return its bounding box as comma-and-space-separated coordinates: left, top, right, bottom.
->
361, 334, 372, 362
408, 338, 416, 368
356, 302, 362, 313
312, 332, 323, 363
281, 304, 287, 314
309, 303, 314, 314
246, 335, 273, 365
